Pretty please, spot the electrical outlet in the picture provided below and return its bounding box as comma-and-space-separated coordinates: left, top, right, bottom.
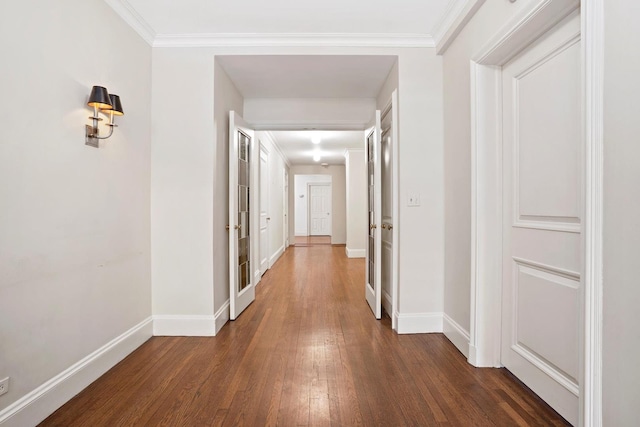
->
0, 377, 8, 396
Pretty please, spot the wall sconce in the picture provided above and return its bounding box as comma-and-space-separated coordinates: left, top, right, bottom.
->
85, 86, 124, 147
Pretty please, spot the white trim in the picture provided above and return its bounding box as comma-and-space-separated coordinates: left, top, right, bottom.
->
214, 300, 231, 335
153, 315, 216, 336
433, 0, 487, 55
473, 0, 580, 65
0, 317, 152, 426
396, 312, 443, 334
469, 60, 503, 368
345, 247, 366, 258
153, 33, 435, 48
264, 132, 291, 168
251, 121, 370, 132
104, 0, 156, 46
269, 244, 285, 266
581, 0, 604, 425
443, 313, 471, 358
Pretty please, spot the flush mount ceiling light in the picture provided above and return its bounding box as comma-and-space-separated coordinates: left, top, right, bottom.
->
313, 153, 321, 162
311, 135, 321, 144
85, 85, 124, 148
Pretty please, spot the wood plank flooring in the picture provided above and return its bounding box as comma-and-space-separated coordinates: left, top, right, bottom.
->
41, 246, 570, 426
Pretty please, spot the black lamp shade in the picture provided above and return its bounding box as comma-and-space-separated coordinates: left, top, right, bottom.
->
87, 86, 112, 110
107, 94, 124, 116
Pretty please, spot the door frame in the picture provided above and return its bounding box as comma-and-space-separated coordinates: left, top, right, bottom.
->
468, 1, 603, 426
307, 182, 332, 236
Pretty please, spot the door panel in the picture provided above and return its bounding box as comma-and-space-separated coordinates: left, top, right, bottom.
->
501, 14, 581, 425
229, 111, 256, 320
309, 184, 331, 235
380, 108, 393, 318
365, 111, 382, 319
259, 146, 269, 275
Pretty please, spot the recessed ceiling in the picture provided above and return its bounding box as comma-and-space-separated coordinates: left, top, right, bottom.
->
121, 0, 452, 37
217, 55, 396, 98
269, 130, 362, 165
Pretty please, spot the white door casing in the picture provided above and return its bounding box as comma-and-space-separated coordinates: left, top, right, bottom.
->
259, 145, 270, 275
308, 183, 331, 236
365, 110, 382, 319
501, 13, 581, 425
229, 111, 256, 320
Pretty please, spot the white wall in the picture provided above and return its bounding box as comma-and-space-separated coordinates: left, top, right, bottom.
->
213, 62, 245, 316
244, 98, 376, 129
290, 166, 346, 244
441, 0, 533, 345
151, 53, 244, 333
0, 1, 152, 423
344, 149, 367, 257
394, 52, 444, 321
602, 1, 640, 423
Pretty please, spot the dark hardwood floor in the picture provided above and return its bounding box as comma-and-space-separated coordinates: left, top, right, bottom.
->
41, 246, 569, 426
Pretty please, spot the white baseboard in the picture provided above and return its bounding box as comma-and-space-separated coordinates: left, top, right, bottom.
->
0, 317, 152, 427
345, 247, 365, 258
269, 245, 285, 266
214, 300, 230, 335
396, 312, 443, 334
443, 313, 470, 358
153, 315, 215, 336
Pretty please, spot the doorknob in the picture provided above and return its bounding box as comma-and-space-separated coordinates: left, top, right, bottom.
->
234, 224, 241, 230
225, 225, 230, 230
388, 224, 393, 230
370, 224, 377, 229
381, 224, 387, 229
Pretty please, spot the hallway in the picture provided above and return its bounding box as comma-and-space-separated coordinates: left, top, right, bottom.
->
41, 246, 568, 426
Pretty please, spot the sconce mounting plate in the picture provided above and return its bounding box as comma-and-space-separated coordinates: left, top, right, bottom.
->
85, 125, 99, 148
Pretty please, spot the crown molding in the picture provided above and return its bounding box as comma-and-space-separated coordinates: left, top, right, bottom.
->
432, 0, 487, 55
153, 33, 435, 48
105, 0, 156, 46
263, 131, 292, 168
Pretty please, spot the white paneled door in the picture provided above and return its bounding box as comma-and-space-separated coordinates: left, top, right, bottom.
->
365, 111, 382, 319
380, 105, 394, 323
259, 145, 270, 276
501, 14, 581, 425
229, 111, 256, 320
308, 184, 331, 235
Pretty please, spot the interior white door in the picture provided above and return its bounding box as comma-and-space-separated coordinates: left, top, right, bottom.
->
365, 110, 382, 319
308, 184, 331, 235
259, 145, 269, 276
501, 14, 581, 425
284, 170, 289, 247
229, 111, 256, 320
380, 107, 393, 320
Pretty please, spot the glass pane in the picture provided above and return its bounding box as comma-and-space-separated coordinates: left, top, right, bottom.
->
239, 132, 249, 161
236, 129, 251, 295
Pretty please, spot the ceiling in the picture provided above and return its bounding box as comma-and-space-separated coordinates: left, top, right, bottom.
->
216, 55, 396, 99
269, 130, 363, 165
120, 0, 453, 38
107, 1, 460, 165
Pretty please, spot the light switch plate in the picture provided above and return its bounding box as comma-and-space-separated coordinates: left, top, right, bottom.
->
407, 192, 421, 207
